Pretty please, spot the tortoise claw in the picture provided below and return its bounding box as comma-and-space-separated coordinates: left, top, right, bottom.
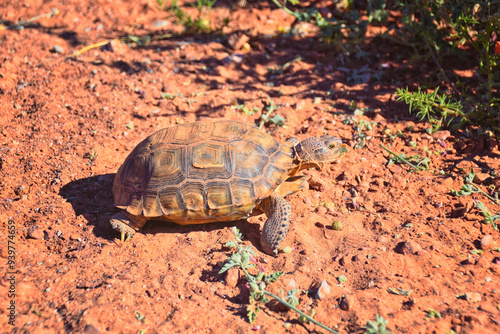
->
121, 230, 126, 242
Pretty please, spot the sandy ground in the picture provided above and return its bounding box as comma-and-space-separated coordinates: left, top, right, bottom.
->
1, 1, 499, 333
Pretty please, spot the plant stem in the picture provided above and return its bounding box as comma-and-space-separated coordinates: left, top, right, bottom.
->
379, 143, 422, 171
240, 261, 338, 333
263, 291, 339, 334
470, 183, 500, 205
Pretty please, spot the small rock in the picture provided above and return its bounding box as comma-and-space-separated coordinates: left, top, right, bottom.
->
465, 292, 482, 303
480, 235, 497, 251
224, 267, 240, 288
70, 234, 81, 241
315, 280, 330, 299
44, 229, 55, 240
478, 303, 498, 314
308, 177, 330, 192
152, 20, 170, 28
388, 164, 403, 174
339, 295, 356, 311
51, 45, 65, 54
0, 247, 8, 258
227, 32, 250, 51
486, 138, 498, 151
28, 226, 44, 239
108, 39, 128, 55
475, 256, 490, 268
474, 173, 490, 184
84, 324, 100, 334
339, 255, 351, 266
396, 240, 425, 255
331, 221, 343, 231
434, 130, 451, 142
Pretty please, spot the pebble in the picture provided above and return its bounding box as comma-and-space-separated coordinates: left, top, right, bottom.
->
152, 20, 170, 28
224, 267, 240, 288
70, 234, 81, 241
51, 45, 65, 54
227, 32, 250, 51
397, 240, 425, 255
339, 255, 351, 266
84, 324, 100, 334
331, 221, 343, 231
108, 39, 128, 55
475, 256, 490, 268
465, 292, 482, 303
480, 235, 496, 251
28, 226, 44, 239
44, 229, 55, 239
315, 280, 330, 299
339, 295, 356, 311
308, 176, 330, 192
388, 164, 403, 174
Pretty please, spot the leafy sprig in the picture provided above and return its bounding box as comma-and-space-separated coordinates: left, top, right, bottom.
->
219, 227, 338, 333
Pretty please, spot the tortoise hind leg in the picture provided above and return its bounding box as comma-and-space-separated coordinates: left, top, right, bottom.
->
259, 194, 292, 256
110, 211, 148, 241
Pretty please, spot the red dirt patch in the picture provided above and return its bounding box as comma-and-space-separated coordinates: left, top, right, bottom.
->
1, 1, 499, 333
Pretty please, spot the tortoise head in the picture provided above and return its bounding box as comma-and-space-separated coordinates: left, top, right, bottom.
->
293, 135, 346, 171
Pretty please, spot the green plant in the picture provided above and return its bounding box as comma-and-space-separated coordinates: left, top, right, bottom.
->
425, 309, 441, 318
219, 227, 338, 333
379, 144, 430, 172
258, 96, 286, 129
393, 1, 500, 136
168, 0, 226, 33
451, 171, 500, 230
396, 87, 465, 134
364, 314, 391, 334
233, 103, 259, 116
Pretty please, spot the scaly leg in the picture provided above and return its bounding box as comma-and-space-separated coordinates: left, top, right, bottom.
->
259, 194, 292, 256
109, 211, 148, 241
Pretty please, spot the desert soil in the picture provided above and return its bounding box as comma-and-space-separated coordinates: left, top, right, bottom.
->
1, 1, 499, 333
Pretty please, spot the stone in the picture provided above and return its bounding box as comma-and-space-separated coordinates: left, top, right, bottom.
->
315, 280, 330, 299
28, 226, 44, 239
475, 256, 490, 268
465, 292, 482, 303
227, 32, 250, 51
308, 176, 330, 192
396, 240, 425, 255
224, 267, 240, 288
84, 324, 100, 334
51, 45, 65, 54
480, 235, 497, 251
108, 39, 128, 55
339, 295, 356, 311
388, 164, 403, 174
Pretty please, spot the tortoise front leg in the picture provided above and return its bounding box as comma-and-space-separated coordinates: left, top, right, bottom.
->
110, 211, 148, 241
258, 194, 292, 256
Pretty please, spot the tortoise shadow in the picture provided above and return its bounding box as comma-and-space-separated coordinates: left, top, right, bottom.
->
59, 174, 263, 246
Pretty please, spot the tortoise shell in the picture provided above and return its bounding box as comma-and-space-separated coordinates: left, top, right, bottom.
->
113, 120, 294, 224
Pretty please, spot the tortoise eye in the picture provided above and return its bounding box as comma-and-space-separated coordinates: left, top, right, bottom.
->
328, 143, 337, 149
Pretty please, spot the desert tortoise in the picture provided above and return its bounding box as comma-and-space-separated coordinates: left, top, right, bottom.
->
110, 120, 346, 255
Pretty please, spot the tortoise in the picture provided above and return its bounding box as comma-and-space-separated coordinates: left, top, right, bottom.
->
110, 120, 346, 255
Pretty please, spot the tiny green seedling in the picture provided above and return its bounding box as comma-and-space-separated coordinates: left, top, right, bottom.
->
233, 103, 259, 116
451, 171, 500, 230
219, 227, 338, 333
379, 144, 430, 172
258, 96, 286, 129
337, 275, 347, 285
425, 309, 441, 318
387, 287, 412, 296
363, 315, 392, 334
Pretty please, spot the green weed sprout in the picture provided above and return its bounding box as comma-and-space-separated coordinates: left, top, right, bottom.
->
219, 227, 338, 333
364, 314, 392, 334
